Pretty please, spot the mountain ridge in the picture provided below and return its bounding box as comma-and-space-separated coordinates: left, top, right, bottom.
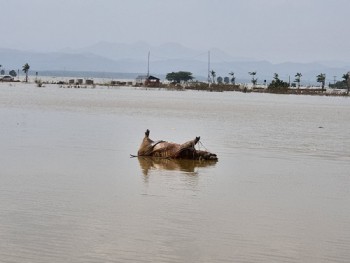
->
1, 42, 349, 83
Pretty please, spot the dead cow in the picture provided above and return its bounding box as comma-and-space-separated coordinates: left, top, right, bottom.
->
137, 129, 218, 161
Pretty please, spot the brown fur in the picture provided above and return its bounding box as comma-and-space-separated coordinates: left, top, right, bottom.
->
138, 129, 218, 161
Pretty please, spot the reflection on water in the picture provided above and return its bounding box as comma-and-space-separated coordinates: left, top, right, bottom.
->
137, 156, 217, 176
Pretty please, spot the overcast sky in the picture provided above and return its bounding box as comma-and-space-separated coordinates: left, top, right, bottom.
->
1, 0, 349, 63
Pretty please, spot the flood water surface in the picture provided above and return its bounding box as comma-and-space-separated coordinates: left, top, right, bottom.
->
0, 83, 350, 262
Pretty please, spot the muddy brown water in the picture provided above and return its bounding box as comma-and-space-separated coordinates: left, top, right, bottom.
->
1, 83, 349, 262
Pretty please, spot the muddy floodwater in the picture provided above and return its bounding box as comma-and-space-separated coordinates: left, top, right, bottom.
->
1, 83, 350, 262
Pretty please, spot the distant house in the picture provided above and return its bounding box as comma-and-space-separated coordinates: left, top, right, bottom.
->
145, 75, 160, 87
135, 75, 160, 87
135, 75, 148, 85
85, 79, 94, 85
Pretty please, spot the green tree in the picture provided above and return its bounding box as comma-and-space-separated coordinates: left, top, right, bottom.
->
9, 70, 17, 77
166, 71, 193, 84
343, 72, 350, 95
217, 76, 223, 84
22, 63, 30, 82
223, 76, 230, 84
268, 73, 289, 92
210, 70, 216, 84
330, 80, 347, 89
229, 71, 235, 84
248, 71, 257, 87
294, 72, 302, 88
316, 73, 326, 92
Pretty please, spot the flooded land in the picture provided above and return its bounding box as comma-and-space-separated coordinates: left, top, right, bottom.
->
0, 83, 349, 262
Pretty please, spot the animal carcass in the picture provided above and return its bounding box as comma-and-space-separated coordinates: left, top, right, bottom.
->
137, 129, 218, 161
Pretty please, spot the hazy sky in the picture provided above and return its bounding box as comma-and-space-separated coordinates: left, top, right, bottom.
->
1, 0, 349, 63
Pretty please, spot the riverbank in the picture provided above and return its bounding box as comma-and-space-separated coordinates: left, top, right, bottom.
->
1, 78, 349, 97
166, 82, 349, 96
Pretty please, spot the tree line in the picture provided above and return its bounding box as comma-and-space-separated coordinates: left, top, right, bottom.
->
2, 62, 349, 95
165, 70, 350, 94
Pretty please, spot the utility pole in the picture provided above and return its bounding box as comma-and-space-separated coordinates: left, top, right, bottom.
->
289, 75, 291, 87
147, 51, 150, 77
208, 51, 211, 87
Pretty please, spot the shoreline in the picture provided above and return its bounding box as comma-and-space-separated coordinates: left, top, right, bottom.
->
1, 79, 348, 97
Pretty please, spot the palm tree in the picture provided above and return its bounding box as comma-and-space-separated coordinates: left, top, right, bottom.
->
248, 71, 257, 87
294, 72, 302, 89
229, 71, 235, 85
22, 63, 30, 82
211, 70, 216, 84
316, 73, 326, 92
342, 72, 350, 95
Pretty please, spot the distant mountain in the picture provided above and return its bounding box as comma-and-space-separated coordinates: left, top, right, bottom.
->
61, 41, 248, 62
61, 41, 152, 61
0, 48, 121, 71
1, 42, 349, 84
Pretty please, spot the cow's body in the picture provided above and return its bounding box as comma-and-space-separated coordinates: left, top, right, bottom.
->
137, 129, 218, 161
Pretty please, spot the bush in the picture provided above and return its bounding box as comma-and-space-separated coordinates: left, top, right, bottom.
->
268, 79, 289, 93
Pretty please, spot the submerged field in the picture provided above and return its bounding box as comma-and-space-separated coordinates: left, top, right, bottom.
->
1, 82, 349, 262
